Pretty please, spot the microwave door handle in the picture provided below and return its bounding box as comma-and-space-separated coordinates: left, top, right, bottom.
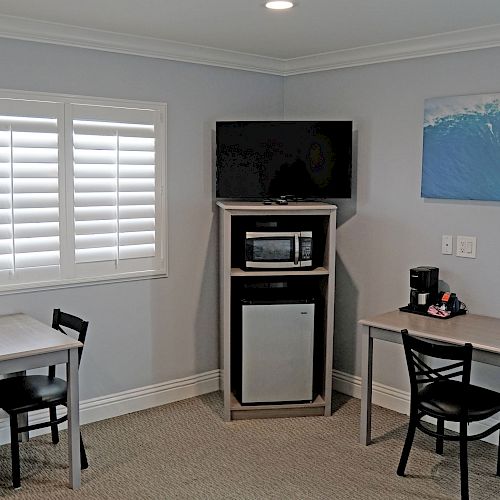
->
294, 233, 299, 265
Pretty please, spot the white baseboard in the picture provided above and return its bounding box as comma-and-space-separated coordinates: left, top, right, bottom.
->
332, 369, 499, 446
79, 369, 220, 424
0, 369, 220, 445
333, 369, 410, 413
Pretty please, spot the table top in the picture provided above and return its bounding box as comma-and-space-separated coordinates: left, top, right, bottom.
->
359, 310, 500, 355
0, 313, 82, 362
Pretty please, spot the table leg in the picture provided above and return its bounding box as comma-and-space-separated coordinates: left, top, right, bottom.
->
360, 324, 373, 445
67, 348, 81, 489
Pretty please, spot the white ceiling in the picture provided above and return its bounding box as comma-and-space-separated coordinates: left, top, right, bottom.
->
1, 0, 500, 74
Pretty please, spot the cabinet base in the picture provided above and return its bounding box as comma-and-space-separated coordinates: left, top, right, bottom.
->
227, 392, 329, 421
231, 406, 326, 420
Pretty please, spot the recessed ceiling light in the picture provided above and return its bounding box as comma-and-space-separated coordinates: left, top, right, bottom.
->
265, 1, 295, 10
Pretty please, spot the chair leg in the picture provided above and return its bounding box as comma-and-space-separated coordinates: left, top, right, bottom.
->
49, 406, 59, 444
17, 413, 29, 443
80, 433, 88, 470
397, 411, 418, 476
436, 418, 444, 455
497, 430, 500, 477
9, 415, 21, 489
459, 420, 469, 500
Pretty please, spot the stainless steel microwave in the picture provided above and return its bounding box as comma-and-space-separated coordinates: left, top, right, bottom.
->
245, 231, 313, 269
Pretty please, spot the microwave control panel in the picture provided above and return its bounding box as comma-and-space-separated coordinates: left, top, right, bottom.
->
301, 238, 312, 260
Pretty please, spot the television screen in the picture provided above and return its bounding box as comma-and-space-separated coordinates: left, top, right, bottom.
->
216, 121, 352, 200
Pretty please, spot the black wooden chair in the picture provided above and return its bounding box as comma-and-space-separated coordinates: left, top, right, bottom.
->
0, 309, 89, 488
397, 329, 500, 499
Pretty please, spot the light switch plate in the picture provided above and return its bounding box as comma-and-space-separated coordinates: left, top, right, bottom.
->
441, 235, 453, 255
456, 235, 476, 258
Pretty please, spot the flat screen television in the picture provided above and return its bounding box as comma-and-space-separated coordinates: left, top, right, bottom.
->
216, 121, 352, 200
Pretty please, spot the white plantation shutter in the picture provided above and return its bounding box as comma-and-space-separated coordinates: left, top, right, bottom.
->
0, 91, 166, 292
0, 99, 63, 285
71, 104, 164, 278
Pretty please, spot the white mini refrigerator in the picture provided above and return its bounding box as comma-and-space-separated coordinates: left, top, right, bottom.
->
241, 300, 315, 404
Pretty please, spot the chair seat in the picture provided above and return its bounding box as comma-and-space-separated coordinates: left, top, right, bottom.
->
0, 375, 67, 414
419, 380, 500, 421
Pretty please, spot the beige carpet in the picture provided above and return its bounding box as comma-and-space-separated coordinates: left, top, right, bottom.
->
0, 392, 498, 499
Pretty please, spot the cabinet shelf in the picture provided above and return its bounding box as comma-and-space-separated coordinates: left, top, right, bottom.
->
230, 392, 325, 410
230, 266, 329, 277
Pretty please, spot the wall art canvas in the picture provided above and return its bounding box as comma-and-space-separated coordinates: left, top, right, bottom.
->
421, 93, 500, 201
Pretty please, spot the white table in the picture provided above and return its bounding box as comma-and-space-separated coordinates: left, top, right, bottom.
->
358, 310, 500, 446
0, 313, 82, 489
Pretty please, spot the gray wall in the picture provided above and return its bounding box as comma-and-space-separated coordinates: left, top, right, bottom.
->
284, 47, 500, 393
0, 38, 284, 400
1, 35, 499, 410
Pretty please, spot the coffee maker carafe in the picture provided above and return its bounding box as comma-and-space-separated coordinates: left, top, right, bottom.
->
409, 266, 439, 311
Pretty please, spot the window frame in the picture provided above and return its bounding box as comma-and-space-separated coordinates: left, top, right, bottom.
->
0, 88, 167, 294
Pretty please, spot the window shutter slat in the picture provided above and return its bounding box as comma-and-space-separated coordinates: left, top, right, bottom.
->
16, 250, 59, 268
0, 194, 10, 209
11, 163, 59, 177
75, 220, 117, 234
75, 247, 117, 263
74, 192, 118, 207
13, 193, 58, 208
76, 234, 117, 249
119, 218, 155, 232
0, 224, 12, 239
0, 209, 11, 224
0, 254, 13, 270
15, 236, 59, 253
74, 179, 117, 192
119, 244, 155, 259
119, 192, 155, 205
14, 221, 59, 238
14, 207, 59, 223
0, 116, 58, 134
73, 121, 154, 138
119, 206, 155, 218
74, 164, 116, 178
0, 239, 12, 254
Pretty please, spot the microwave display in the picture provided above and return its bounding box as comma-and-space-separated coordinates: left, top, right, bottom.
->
245, 231, 313, 269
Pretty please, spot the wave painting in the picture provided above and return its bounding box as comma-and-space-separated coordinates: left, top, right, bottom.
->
422, 93, 500, 201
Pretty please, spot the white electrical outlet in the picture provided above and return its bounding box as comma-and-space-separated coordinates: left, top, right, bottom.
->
441, 235, 453, 255
456, 235, 476, 258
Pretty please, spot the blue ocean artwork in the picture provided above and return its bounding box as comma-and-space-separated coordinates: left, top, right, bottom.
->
422, 93, 500, 201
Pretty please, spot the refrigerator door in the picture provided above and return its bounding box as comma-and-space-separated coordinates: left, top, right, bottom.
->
241, 302, 314, 403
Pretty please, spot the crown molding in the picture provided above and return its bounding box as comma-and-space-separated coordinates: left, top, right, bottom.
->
0, 15, 284, 75
0, 14, 500, 76
282, 24, 500, 75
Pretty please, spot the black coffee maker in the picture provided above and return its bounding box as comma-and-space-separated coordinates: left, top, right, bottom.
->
409, 266, 439, 311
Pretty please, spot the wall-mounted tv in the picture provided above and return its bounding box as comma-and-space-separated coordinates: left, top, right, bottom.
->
216, 121, 352, 200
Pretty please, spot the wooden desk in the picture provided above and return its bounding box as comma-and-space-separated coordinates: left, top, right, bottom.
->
0, 314, 83, 489
358, 310, 500, 445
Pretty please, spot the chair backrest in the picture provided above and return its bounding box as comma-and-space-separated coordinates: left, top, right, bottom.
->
51, 309, 89, 369
401, 329, 472, 403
